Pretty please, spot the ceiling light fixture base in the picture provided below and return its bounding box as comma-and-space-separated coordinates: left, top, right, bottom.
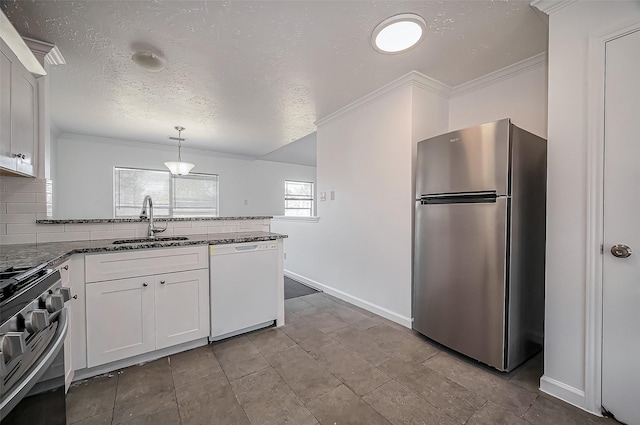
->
132, 51, 166, 72
372, 13, 426, 54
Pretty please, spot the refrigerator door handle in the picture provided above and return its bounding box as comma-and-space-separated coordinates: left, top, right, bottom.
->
419, 190, 498, 204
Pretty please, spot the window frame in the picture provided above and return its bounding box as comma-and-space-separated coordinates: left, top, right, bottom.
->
284, 179, 315, 217
113, 166, 219, 218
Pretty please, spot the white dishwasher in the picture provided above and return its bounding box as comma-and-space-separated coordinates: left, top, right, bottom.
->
209, 241, 279, 341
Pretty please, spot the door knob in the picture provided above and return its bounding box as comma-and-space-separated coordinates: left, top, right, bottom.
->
611, 244, 632, 258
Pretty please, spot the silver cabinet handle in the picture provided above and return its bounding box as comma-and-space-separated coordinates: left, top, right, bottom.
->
63, 265, 69, 270
160, 280, 166, 285
611, 244, 632, 258
143, 282, 148, 287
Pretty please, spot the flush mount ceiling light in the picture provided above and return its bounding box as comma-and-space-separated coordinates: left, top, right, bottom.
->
165, 126, 195, 176
131, 51, 166, 72
372, 13, 426, 54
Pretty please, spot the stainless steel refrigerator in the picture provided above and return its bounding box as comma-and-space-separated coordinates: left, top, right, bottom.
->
413, 119, 546, 372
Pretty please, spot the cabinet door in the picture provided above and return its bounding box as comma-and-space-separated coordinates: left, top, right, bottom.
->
56, 260, 73, 391
11, 65, 37, 176
85, 276, 155, 367
155, 269, 210, 350
0, 45, 14, 171
66, 255, 87, 373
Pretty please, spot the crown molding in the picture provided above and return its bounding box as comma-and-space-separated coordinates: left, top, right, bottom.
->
23, 37, 66, 66
0, 12, 46, 76
316, 70, 450, 127
530, 0, 577, 15
316, 51, 546, 127
57, 132, 260, 161
450, 53, 547, 98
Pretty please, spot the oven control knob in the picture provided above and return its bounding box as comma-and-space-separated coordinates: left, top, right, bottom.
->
56, 287, 72, 303
1, 332, 26, 362
26, 309, 50, 333
45, 294, 65, 313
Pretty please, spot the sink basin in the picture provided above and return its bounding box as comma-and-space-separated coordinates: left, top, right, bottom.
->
112, 236, 189, 245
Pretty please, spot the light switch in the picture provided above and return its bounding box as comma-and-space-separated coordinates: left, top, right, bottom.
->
320, 192, 327, 201
330, 191, 335, 201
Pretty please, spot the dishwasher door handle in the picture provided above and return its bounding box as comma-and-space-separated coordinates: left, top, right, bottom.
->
235, 245, 258, 252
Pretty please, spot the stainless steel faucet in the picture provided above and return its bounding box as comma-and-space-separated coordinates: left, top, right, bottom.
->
139, 195, 166, 238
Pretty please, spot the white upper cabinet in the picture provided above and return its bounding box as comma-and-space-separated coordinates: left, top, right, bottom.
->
0, 37, 38, 177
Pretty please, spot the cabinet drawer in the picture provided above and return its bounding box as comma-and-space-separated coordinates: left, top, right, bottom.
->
85, 246, 208, 283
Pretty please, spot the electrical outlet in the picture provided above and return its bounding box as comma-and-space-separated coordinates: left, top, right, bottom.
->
330, 191, 336, 200
244, 200, 249, 205
320, 192, 326, 201
283, 252, 287, 260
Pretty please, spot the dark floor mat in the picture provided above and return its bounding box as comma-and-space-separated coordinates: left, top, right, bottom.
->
284, 276, 319, 299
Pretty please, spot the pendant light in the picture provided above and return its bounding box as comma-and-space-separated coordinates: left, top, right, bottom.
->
165, 126, 195, 176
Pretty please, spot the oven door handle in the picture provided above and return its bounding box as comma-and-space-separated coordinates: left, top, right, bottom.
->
0, 308, 69, 420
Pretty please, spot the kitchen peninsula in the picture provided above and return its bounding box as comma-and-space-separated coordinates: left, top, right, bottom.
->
0, 216, 287, 388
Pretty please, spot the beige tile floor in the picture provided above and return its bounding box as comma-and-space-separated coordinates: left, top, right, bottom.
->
66, 292, 619, 425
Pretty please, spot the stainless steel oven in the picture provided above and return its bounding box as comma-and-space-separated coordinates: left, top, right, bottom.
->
0, 264, 71, 425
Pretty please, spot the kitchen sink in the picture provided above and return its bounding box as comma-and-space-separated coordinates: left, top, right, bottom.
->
112, 236, 189, 245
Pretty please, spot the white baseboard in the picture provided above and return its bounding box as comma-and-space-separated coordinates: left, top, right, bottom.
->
285, 270, 412, 328
540, 375, 588, 411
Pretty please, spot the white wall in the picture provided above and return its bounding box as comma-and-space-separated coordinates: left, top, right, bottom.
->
274, 75, 449, 325
541, 1, 640, 412
276, 63, 547, 326
53, 134, 316, 218
449, 56, 548, 138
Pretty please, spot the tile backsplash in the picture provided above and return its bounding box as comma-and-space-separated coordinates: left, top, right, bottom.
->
0, 176, 270, 245
0, 176, 52, 244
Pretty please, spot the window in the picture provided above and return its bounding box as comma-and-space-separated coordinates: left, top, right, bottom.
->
114, 167, 218, 218
284, 180, 314, 217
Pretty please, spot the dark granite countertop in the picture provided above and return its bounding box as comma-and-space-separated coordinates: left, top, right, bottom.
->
0, 231, 287, 269
36, 216, 273, 224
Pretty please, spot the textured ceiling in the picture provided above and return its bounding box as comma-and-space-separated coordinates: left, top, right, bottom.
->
260, 131, 317, 167
2, 1, 547, 160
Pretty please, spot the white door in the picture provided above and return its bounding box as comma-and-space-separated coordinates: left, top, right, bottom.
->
85, 276, 155, 367
155, 269, 210, 350
602, 29, 640, 425
11, 62, 37, 176
0, 42, 15, 171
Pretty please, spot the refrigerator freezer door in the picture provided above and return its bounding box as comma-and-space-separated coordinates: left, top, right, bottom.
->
413, 197, 508, 370
416, 119, 511, 197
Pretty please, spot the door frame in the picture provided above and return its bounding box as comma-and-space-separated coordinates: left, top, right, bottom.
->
585, 20, 640, 415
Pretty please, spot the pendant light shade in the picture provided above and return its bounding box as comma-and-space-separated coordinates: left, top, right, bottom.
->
165, 126, 195, 175
164, 160, 195, 175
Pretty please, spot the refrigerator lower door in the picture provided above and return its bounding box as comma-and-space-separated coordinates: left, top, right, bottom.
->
413, 197, 508, 370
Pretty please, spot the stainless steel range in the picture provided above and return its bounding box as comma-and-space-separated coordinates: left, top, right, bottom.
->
0, 263, 71, 424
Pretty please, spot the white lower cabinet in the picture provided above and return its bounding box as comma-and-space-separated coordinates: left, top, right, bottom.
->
155, 269, 210, 350
86, 269, 209, 367
56, 259, 73, 391
84, 246, 210, 368
56, 255, 87, 392
86, 275, 156, 367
